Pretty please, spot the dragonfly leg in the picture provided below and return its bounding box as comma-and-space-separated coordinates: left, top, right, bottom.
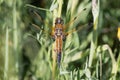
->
52, 35, 55, 41
62, 35, 67, 41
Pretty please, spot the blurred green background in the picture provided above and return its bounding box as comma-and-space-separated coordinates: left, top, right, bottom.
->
0, 0, 120, 80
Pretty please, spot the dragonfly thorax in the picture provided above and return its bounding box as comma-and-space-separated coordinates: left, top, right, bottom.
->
55, 28, 63, 36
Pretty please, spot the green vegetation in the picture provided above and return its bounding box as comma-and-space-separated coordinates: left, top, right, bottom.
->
0, 0, 120, 80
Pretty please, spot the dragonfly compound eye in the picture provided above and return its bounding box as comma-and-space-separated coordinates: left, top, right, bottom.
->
55, 18, 64, 24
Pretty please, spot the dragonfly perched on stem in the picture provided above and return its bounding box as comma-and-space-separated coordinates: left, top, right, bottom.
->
30, 8, 87, 68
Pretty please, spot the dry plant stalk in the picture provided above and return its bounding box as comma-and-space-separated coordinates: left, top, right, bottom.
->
89, 0, 99, 67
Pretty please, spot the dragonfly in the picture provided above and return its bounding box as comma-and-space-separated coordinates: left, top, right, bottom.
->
31, 8, 87, 68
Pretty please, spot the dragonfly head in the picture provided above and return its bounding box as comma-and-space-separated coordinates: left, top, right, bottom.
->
55, 17, 64, 25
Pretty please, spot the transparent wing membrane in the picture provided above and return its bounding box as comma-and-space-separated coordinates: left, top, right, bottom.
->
65, 23, 90, 35
64, 8, 86, 29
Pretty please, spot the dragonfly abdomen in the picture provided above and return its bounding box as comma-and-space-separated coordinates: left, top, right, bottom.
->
57, 52, 61, 68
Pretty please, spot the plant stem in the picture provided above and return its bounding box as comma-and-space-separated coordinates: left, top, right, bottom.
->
52, 0, 63, 79
99, 53, 102, 80
57, 0, 63, 17
102, 44, 117, 80
89, 0, 100, 67
25, 4, 50, 12
13, 0, 18, 78
52, 7, 57, 80
4, 26, 9, 80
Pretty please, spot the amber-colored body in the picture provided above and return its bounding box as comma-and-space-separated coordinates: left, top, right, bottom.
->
52, 18, 67, 67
